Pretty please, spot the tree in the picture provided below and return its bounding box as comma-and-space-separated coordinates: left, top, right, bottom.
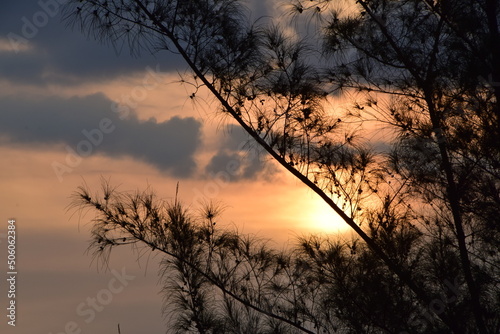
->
66, 0, 500, 333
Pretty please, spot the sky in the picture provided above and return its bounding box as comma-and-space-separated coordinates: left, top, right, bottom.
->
0, 1, 350, 333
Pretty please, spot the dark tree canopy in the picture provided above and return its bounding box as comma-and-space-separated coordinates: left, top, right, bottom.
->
67, 0, 500, 333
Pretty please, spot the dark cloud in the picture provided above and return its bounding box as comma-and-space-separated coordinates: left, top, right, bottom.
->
0, 93, 202, 177
205, 125, 269, 181
0, 0, 186, 85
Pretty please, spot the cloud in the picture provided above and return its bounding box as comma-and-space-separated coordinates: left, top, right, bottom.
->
0, 93, 202, 177
0, 0, 279, 87
0, 0, 186, 85
205, 125, 270, 181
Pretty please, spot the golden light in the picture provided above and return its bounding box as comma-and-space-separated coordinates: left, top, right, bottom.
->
303, 196, 350, 234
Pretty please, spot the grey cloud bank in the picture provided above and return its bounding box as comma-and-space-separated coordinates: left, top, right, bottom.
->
0, 0, 185, 85
0, 93, 202, 177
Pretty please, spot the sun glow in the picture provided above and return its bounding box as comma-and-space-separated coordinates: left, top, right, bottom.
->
305, 196, 349, 234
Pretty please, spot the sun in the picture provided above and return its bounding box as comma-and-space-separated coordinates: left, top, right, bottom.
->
304, 197, 349, 234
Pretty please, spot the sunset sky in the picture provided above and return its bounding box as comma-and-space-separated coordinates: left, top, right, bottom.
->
0, 1, 353, 333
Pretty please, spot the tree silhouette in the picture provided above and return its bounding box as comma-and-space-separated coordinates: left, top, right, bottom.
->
67, 1, 500, 333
